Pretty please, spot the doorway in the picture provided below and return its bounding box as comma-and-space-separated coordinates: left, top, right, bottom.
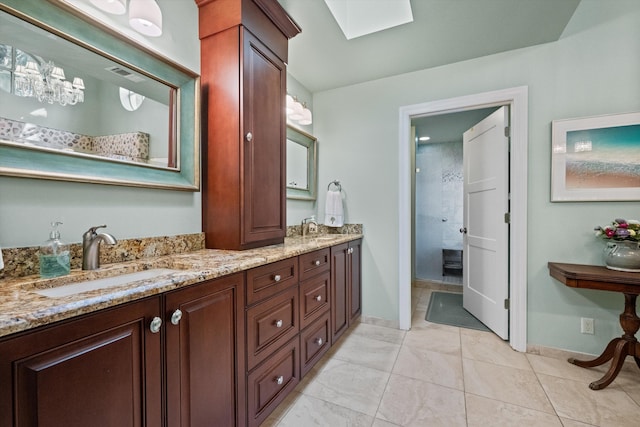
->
398, 87, 529, 352
412, 108, 499, 287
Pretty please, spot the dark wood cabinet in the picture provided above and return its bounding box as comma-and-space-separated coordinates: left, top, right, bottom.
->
165, 273, 245, 427
349, 240, 362, 323
0, 275, 246, 427
244, 259, 301, 427
0, 298, 163, 427
0, 239, 361, 426
197, 0, 300, 250
331, 239, 363, 343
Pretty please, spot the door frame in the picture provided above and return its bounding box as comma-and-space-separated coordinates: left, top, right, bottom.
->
398, 86, 528, 352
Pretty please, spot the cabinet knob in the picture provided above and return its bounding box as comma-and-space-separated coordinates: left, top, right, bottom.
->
149, 316, 162, 333
315, 337, 323, 346
348, 248, 354, 254
314, 295, 322, 302
275, 375, 284, 385
170, 309, 183, 326
314, 260, 321, 266
245, 132, 253, 142
274, 274, 281, 282
274, 319, 283, 328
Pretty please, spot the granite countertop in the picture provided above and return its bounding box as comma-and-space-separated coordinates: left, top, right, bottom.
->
0, 234, 362, 339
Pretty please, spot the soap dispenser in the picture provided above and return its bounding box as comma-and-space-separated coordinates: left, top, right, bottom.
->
39, 221, 70, 278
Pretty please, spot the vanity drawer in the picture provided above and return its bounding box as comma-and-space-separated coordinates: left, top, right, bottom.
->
299, 270, 330, 329
246, 287, 299, 370
247, 337, 300, 427
300, 311, 331, 378
246, 258, 298, 306
299, 248, 330, 281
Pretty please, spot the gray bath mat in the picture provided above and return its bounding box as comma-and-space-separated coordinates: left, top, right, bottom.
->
425, 291, 490, 332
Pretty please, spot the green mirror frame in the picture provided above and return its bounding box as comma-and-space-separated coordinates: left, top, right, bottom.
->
0, 0, 200, 191
286, 125, 317, 201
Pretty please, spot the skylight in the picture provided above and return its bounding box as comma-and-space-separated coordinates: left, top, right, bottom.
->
324, 0, 414, 40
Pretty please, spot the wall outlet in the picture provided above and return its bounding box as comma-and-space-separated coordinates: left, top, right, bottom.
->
581, 317, 595, 334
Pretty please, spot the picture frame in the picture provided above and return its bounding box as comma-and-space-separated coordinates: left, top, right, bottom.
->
551, 111, 640, 202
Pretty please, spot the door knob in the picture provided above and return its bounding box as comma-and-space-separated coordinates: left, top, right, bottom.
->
460, 227, 467, 234
245, 132, 253, 142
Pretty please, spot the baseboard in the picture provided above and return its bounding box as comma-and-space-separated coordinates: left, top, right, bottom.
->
359, 315, 399, 330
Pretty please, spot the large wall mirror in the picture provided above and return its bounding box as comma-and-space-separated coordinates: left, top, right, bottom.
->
286, 125, 317, 200
0, 0, 199, 190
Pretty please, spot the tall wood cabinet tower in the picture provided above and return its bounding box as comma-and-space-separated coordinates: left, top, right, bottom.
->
196, 0, 300, 250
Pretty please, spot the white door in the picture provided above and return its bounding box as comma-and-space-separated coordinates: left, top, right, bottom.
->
462, 106, 510, 339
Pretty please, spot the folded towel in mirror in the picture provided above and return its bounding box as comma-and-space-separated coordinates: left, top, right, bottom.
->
324, 190, 344, 227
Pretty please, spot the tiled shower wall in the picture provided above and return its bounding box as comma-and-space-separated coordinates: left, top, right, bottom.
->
415, 141, 463, 281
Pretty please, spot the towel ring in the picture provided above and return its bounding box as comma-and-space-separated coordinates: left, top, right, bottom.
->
327, 180, 342, 192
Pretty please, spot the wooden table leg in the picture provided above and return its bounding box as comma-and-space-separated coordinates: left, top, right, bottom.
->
568, 293, 640, 390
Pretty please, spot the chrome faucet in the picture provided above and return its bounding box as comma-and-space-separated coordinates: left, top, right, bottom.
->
301, 216, 318, 237
82, 225, 117, 270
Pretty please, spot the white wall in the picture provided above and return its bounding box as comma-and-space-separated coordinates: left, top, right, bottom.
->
0, 0, 200, 248
312, 0, 640, 354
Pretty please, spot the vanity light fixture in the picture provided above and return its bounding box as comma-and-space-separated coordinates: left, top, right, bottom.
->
129, 0, 163, 37
286, 94, 313, 126
86, 0, 163, 37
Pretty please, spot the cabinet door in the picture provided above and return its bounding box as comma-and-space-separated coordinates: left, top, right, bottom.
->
331, 242, 349, 343
0, 298, 162, 427
349, 240, 362, 322
165, 273, 245, 427
242, 29, 287, 246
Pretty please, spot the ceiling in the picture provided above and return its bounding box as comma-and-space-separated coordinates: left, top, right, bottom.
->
278, 0, 581, 93
413, 107, 499, 145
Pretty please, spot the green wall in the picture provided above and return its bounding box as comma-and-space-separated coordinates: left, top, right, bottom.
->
311, 0, 640, 354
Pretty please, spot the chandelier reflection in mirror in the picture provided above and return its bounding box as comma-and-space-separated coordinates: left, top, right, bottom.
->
0, 44, 85, 107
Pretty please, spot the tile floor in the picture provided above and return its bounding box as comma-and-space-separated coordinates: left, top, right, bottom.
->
261, 288, 640, 426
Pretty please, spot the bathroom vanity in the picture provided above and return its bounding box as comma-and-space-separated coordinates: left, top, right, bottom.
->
0, 234, 362, 427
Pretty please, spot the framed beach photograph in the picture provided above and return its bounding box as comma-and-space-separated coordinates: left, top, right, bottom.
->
551, 112, 640, 202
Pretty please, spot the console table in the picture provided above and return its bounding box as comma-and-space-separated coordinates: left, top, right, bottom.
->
548, 262, 640, 390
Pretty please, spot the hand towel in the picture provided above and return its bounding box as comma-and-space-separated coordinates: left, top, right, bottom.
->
0, 245, 3, 270
324, 190, 344, 227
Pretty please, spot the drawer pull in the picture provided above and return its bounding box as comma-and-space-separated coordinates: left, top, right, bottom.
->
275, 375, 284, 385
170, 309, 183, 325
314, 260, 321, 266
274, 274, 282, 282
149, 316, 162, 333
274, 319, 283, 328
315, 337, 324, 346
314, 295, 322, 302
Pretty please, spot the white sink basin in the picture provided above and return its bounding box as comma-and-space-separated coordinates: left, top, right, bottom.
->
34, 268, 182, 298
